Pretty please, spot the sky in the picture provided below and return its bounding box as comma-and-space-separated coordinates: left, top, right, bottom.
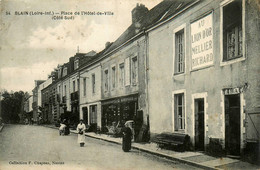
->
0, 0, 162, 93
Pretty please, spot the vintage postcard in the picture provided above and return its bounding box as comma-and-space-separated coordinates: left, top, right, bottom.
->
0, 0, 259, 170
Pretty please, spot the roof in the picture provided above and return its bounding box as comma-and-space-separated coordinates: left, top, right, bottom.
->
104, 0, 196, 55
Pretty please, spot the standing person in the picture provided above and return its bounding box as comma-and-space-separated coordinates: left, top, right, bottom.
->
77, 119, 86, 147
122, 121, 133, 152
64, 119, 70, 135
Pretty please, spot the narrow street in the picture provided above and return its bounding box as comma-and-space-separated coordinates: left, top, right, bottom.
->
0, 125, 201, 170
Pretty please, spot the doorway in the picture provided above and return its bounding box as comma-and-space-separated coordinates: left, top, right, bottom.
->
225, 94, 241, 155
195, 98, 205, 151
82, 107, 88, 125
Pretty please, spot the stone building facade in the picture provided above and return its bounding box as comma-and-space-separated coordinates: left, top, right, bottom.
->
146, 0, 260, 156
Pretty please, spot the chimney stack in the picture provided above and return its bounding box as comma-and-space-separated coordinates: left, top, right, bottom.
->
131, 3, 148, 23
105, 42, 112, 49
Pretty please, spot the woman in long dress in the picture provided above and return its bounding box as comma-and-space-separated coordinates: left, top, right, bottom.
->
77, 119, 86, 147
122, 121, 133, 152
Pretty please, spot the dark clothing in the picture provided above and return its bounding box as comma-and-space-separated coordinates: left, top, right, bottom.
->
64, 124, 70, 135
122, 127, 132, 152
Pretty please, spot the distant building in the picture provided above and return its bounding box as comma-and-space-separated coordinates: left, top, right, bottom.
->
23, 95, 33, 123
41, 51, 96, 125
32, 80, 45, 123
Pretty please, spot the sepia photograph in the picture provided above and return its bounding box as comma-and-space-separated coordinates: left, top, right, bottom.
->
0, 0, 259, 169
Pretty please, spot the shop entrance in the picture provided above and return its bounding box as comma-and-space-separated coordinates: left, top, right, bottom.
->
195, 98, 205, 151
101, 95, 138, 129
225, 94, 241, 155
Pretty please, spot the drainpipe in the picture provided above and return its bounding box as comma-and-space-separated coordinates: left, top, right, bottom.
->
144, 30, 150, 126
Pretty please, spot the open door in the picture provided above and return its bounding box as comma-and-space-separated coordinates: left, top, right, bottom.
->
195, 98, 205, 151
225, 94, 240, 155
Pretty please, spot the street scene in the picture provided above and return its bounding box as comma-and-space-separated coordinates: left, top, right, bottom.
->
1, 0, 260, 170
0, 125, 200, 170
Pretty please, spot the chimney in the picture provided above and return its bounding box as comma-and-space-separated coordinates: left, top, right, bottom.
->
131, 3, 148, 23
105, 42, 112, 49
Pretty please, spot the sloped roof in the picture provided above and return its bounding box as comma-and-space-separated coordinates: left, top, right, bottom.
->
104, 0, 196, 55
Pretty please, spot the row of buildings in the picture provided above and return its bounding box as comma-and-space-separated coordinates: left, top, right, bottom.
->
25, 0, 259, 158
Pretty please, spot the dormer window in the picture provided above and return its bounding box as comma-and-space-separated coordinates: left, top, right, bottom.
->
58, 67, 62, 79
74, 59, 79, 70
63, 67, 67, 77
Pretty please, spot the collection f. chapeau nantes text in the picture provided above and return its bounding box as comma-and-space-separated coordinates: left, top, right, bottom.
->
8, 11, 114, 20
9, 161, 64, 165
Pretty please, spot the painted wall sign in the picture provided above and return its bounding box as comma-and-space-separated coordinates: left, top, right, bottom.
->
223, 87, 244, 95
191, 13, 213, 70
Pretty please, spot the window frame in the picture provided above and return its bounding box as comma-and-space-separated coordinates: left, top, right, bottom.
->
83, 78, 86, 96
124, 57, 131, 86
131, 56, 138, 86
172, 89, 186, 133
64, 85, 66, 97
73, 80, 76, 92
63, 67, 67, 77
173, 24, 186, 76
111, 65, 116, 89
92, 74, 96, 94
104, 69, 109, 92
74, 59, 79, 70
220, 0, 245, 66
119, 62, 125, 87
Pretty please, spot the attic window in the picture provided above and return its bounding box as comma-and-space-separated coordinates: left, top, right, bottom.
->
63, 67, 67, 77
74, 59, 79, 70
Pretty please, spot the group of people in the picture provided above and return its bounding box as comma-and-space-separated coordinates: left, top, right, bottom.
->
59, 119, 86, 147
59, 119, 134, 152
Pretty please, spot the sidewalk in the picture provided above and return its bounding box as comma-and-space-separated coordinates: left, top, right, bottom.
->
44, 125, 260, 170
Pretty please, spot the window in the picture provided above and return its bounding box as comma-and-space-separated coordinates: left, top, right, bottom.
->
92, 74, 96, 94
73, 80, 75, 92
77, 79, 79, 91
125, 57, 130, 86
104, 70, 109, 92
58, 68, 62, 79
131, 57, 138, 85
63, 67, 67, 77
83, 78, 86, 96
175, 29, 185, 73
58, 85, 61, 94
222, 0, 243, 61
64, 85, 66, 97
112, 66, 116, 89
119, 63, 125, 87
174, 93, 185, 131
74, 59, 79, 70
